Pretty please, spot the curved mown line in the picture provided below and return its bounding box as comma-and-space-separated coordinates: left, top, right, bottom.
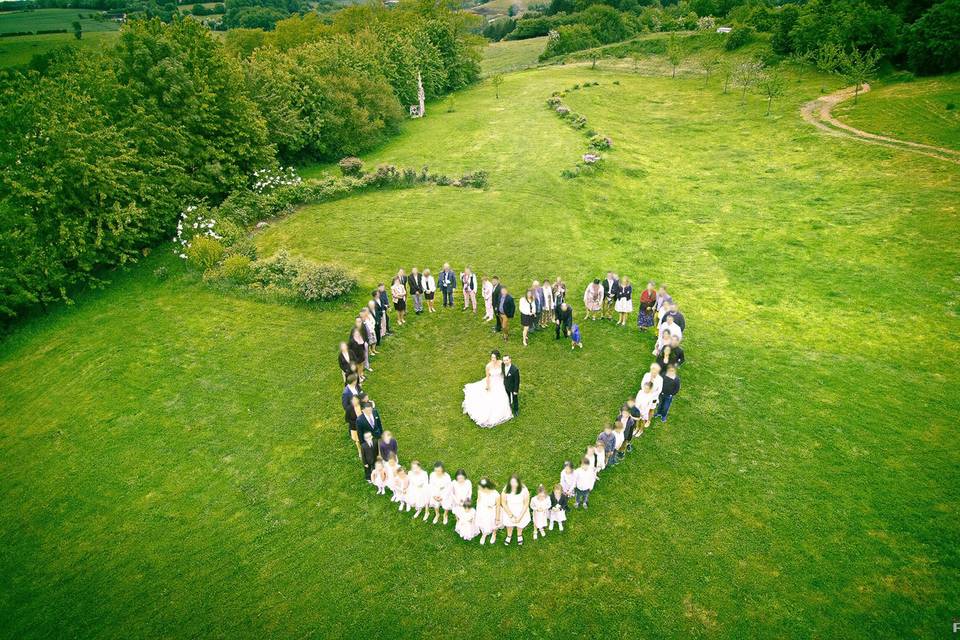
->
801, 83, 960, 165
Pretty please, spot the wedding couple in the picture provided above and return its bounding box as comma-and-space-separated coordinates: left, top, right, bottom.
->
462, 351, 520, 428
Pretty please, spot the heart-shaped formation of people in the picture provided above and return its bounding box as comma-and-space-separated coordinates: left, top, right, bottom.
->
338, 266, 688, 547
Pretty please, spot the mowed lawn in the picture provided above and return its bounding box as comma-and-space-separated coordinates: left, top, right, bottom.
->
1, 58, 959, 639
480, 34, 546, 76
0, 8, 120, 33
833, 73, 960, 150
0, 30, 119, 67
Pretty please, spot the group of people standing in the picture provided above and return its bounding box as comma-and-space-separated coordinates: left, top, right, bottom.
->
336, 263, 690, 546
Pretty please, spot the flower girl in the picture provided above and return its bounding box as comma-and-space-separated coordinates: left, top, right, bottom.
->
449, 469, 473, 517
407, 461, 430, 520
549, 484, 568, 531
393, 466, 410, 511
384, 455, 400, 501
475, 478, 501, 546
530, 484, 551, 540
370, 459, 387, 495
455, 499, 479, 541
428, 462, 453, 525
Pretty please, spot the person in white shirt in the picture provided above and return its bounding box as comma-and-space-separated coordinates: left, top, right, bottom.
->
635, 381, 659, 431
422, 268, 437, 313
519, 289, 536, 346
640, 362, 663, 398
481, 277, 495, 322
660, 315, 682, 341
572, 456, 597, 509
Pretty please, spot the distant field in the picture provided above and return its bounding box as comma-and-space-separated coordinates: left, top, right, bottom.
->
0, 8, 120, 33
480, 35, 545, 76
0, 29, 118, 66
833, 73, 960, 151
469, 0, 528, 20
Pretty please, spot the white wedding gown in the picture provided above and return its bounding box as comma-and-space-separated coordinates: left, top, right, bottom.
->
463, 362, 514, 428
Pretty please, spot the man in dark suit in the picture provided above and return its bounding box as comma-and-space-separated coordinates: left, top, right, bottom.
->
409, 267, 425, 315
502, 355, 520, 416
491, 276, 502, 332
356, 401, 384, 442
497, 287, 515, 342
341, 374, 361, 425
438, 262, 456, 308
601, 272, 619, 320
555, 302, 573, 339
370, 292, 385, 343
360, 432, 378, 479
377, 283, 392, 335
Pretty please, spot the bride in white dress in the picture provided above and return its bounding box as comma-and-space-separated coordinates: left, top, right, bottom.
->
462, 351, 514, 428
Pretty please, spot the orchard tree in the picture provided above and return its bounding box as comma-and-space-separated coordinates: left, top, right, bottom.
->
756, 69, 786, 115
733, 59, 764, 104
72, 20, 82, 40
666, 33, 683, 78
788, 49, 814, 81
840, 46, 880, 103
696, 50, 719, 87
492, 73, 504, 99
718, 57, 735, 94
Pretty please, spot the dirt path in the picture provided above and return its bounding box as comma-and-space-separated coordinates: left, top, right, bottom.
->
801, 83, 960, 165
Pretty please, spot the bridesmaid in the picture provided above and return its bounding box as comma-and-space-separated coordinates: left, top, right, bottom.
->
475, 478, 501, 546
615, 276, 633, 326
348, 328, 368, 380
499, 474, 531, 546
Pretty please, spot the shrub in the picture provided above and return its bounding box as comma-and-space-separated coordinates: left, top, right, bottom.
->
186, 236, 225, 270
556, 105, 571, 116
459, 170, 489, 188
365, 164, 402, 187
294, 263, 355, 301
589, 134, 613, 149
546, 96, 562, 107
338, 156, 364, 176
154, 266, 169, 281
725, 25, 754, 51
571, 114, 588, 129
251, 249, 302, 288
218, 254, 253, 283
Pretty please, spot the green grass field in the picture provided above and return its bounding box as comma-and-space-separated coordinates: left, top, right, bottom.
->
833, 73, 960, 150
0, 8, 119, 67
480, 34, 546, 76
0, 8, 120, 33
0, 29, 119, 66
1, 49, 958, 639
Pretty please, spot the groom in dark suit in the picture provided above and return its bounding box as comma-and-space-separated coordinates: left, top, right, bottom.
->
502, 356, 520, 416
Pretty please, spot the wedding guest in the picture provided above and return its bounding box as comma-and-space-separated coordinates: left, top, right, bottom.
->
552, 277, 566, 308
491, 277, 503, 332
393, 466, 410, 512
349, 328, 369, 377
475, 477, 501, 545
573, 456, 597, 509
371, 289, 387, 341
541, 279, 554, 324
622, 400, 639, 452
601, 272, 619, 320
428, 462, 453, 525
549, 484, 567, 531
590, 441, 606, 474
438, 263, 456, 308
659, 314, 683, 342
653, 327, 674, 356
555, 301, 573, 340
655, 285, 673, 327
347, 395, 362, 458
342, 373, 361, 420
636, 381, 659, 435
530, 484, 551, 540
455, 499, 479, 541
668, 335, 686, 367
371, 459, 387, 494
615, 276, 633, 326
656, 342, 682, 372
360, 432, 378, 479
396, 267, 407, 291
385, 455, 400, 501
641, 363, 664, 398
637, 281, 656, 331
365, 301, 382, 350
500, 475, 531, 546
598, 423, 617, 467
338, 342, 355, 382
498, 287, 515, 342
461, 268, 478, 312
583, 278, 603, 321
481, 277, 495, 322
361, 307, 378, 357
612, 420, 626, 461
664, 303, 686, 332
353, 317, 372, 371
409, 267, 425, 315
379, 430, 398, 462
656, 365, 681, 422
377, 283, 392, 335
449, 469, 473, 515
356, 401, 384, 443
560, 461, 576, 499
408, 460, 430, 520
519, 290, 536, 346
571, 322, 582, 349
532, 280, 545, 330
422, 268, 437, 313
391, 276, 407, 325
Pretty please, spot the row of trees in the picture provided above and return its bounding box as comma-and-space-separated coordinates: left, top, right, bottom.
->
0, 2, 481, 321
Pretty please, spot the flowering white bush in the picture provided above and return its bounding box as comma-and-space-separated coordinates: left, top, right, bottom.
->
173, 205, 222, 260
251, 166, 302, 194
697, 16, 716, 31
582, 153, 602, 164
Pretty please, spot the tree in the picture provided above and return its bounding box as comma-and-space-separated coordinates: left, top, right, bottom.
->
815, 42, 843, 74
696, 50, 719, 87
492, 73, 504, 99
631, 51, 641, 73
839, 47, 879, 103
732, 59, 763, 104
717, 57, 735, 94
666, 33, 682, 78
906, 0, 960, 75
756, 69, 786, 115
788, 0, 901, 58
788, 49, 814, 81
72, 20, 82, 39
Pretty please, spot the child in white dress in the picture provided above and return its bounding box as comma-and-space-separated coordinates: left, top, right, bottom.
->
455, 499, 479, 541
560, 461, 576, 499
407, 461, 430, 520
549, 484, 568, 531
448, 469, 473, 518
530, 484, 551, 540
394, 467, 409, 511
475, 478, 501, 545
370, 459, 387, 495
384, 455, 399, 501
428, 462, 453, 525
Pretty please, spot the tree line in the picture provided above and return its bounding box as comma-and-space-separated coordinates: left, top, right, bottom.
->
0, 0, 481, 322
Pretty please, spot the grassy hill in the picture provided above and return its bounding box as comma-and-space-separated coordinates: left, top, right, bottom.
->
0, 8, 120, 33
0, 44, 958, 640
